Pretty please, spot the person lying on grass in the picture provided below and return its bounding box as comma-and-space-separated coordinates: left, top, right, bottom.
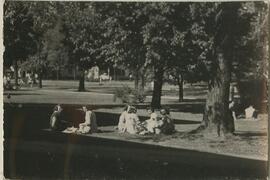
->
78, 106, 98, 134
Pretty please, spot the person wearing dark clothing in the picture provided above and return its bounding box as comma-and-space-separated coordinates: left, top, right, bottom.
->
160, 108, 175, 134
50, 105, 67, 131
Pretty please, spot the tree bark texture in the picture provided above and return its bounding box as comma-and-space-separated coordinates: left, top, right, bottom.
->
151, 68, 164, 108
134, 69, 139, 91
14, 61, 19, 89
73, 66, 76, 80
78, 69, 85, 92
201, 50, 234, 137
38, 72, 43, 88
177, 74, 184, 102
140, 68, 146, 92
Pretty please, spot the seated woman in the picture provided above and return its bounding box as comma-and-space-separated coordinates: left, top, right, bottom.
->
125, 106, 140, 134
143, 107, 161, 134
159, 108, 175, 134
78, 106, 98, 134
117, 104, 129, 133
50, 104, 67, 131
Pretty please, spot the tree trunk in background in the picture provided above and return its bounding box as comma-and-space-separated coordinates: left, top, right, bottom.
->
134, 69, 139, 91
73, 66, 76, 80
14, 61, 19, 89
78, 69, 85, 92
200, 50, 234, 138
38, 71, 43, 88
113, 67, 116, 81
56, 68, 59, 80
177, 74, 184, 102
140, 68, 145, 92
151, 68, 164, 108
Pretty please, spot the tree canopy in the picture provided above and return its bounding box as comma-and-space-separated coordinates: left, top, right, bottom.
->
4, 1, 268, 120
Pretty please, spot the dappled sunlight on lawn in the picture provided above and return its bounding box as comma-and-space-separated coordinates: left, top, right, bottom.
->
89, 120, 267, 160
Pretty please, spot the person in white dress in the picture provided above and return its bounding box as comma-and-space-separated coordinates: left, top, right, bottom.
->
145, 107, 160, 134
78, 106, 98, 134
125, 106, 140, 134
117, 105, 129, 133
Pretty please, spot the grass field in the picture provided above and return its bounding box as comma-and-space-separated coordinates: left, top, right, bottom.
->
4, 80, 207, 104
3, 80, 268, 179
3, 80, 268, 159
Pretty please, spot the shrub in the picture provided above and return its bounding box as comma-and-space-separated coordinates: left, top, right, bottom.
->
113, 85, 133, 103
113, 85, 147, 104
132, 89, 146, 103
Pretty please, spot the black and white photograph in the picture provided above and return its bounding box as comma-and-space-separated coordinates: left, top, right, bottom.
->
3, 1, 269, 179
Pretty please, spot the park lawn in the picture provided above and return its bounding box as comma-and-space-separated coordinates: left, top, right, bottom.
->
78, 114, 268, 160
4, 80, 267, 160
96, 107, 203, 122
7, 79, 205, 101
60, 115, 268, 160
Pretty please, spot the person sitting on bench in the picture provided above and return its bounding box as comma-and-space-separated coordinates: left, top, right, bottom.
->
78, 106, 98, 134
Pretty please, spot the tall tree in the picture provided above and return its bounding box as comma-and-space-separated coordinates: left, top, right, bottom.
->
142, 3, 195, 107
46, 18, 67, 80
25, 2, 59, 88
21, 16, 66, 84
167, 3, 203, 102
62, 2, 103, 91
4, 1, 37, 89
95, 2, 148, 91
193, 2, 268, 137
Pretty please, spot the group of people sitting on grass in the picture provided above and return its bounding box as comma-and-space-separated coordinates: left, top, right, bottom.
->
117, 105, 175, 135
49, 104, 98, 134
49, 104, 175, 135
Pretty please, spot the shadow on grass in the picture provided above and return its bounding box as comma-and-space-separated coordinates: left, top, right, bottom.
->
125, 131, 195, 143
166, 100, 205, 104
4, 93, 42, 96
234, 131, 267, 137
99, 130, 115, 133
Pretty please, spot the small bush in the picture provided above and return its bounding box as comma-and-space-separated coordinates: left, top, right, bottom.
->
113, 85, 133, 103
132, 89, 146, 103
113, 85, 147, 104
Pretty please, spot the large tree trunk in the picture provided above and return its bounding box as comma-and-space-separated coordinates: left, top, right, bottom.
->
38, 72, 43, 88
78, 69, 85, 92
177, 74, 184, 102
14, 61, 19, 89
200, 50, 234, 138
151, 68, 164, 108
